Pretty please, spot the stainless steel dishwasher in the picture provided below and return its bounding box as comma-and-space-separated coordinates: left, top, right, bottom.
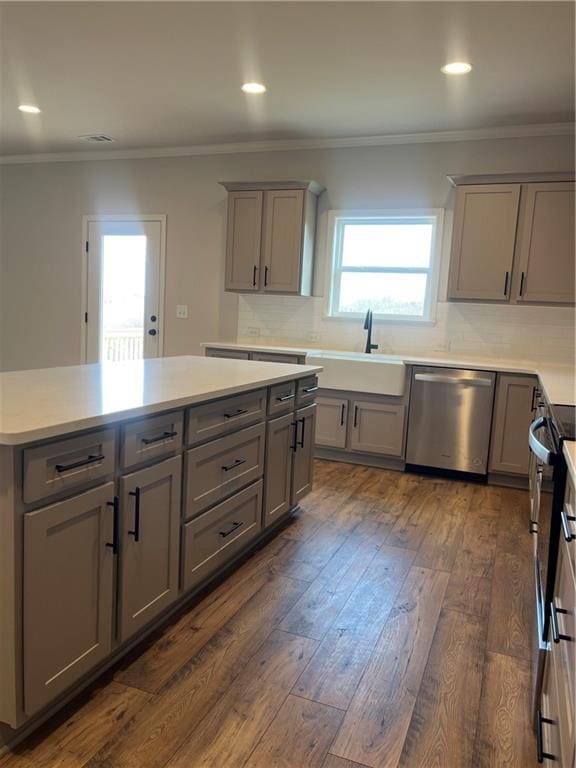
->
406, 366, 496, 475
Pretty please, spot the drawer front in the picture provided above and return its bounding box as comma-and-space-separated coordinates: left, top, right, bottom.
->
186, 389, 266, 446
23, 429, 116, 504
205, 348, 250, 360
551, 641, 574, 768
541, 653, 564, 766
562, 477, 576, 579
183, 480, 263, 592
250, 352, 302, 364
121, 411, 183, 469
268, 380, 297, 417
553, 539, 575, 717
185, 422, 265, 518
296, 375, 319, 407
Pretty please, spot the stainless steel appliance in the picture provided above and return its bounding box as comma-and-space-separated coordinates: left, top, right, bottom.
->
406, 366, 496, 475
529, 397, 575, 722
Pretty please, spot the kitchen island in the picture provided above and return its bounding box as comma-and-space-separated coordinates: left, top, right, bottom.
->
0, 355, 321, 749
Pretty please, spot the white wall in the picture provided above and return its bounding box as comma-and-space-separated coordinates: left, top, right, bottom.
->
1, 133, 574, 371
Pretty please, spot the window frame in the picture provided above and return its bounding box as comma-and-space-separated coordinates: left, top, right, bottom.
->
326, 208, 444, 324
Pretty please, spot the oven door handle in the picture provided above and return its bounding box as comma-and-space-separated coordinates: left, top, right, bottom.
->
529, 417, 555, 466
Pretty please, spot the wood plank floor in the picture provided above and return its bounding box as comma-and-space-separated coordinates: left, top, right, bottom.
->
1, 460, 539, 768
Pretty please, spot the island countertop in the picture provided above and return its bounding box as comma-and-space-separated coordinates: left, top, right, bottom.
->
0, 355, 322, 446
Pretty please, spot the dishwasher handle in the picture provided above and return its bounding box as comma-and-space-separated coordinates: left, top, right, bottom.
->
413, 373, 493, 387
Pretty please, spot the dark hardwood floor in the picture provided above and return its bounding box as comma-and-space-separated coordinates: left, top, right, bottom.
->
0, 460, 539, 768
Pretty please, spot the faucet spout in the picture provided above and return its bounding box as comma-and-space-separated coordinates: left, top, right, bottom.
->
363, 309, 379, 354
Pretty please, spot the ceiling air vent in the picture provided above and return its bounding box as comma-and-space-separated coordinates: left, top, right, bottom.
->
77, 134, 116, 143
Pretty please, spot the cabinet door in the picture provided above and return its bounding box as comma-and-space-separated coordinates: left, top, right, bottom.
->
23, 483, 115, 716
225, 191, 263, 291
119, 455, 181, 642
448, 184, 520, 301
264, 412, 295, 526
515, 182, 575, 304
291, 404, 316, 505
316, 396, 348, 449
350, 401, 405, 456
489, 374, 537, 475
261, 189, 304, 293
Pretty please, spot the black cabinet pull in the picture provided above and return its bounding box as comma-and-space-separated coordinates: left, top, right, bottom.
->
142, 430, 178, 445
276, 393, 295, 402
264, 266, 269, 286
297, 417, 306, 448
353, 406, 359, 428
536, 709, 555, 763
105, 496, 120, 555
252, 265, 258, 287
222, 458, 246, 472
55, 453, 105, 473
224, 408, 248, 419
561, 508, 576, 542
303, 386, 319, 394
519, 271, 526, 297
549, 601, 570, 643
128, 487, 141, 542
531, 387, 541, 412
219, 520, 243, 538
340, 403, 346, 426
291, 421, 298, 452
503, 271, 509, 296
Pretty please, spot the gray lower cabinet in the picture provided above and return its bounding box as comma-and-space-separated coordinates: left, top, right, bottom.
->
489, 374, 537, 475
118, 456, 181, 642
205, 348, 250, 360
292, 404, 316, 505
316, 396, 348, 449
23, 483, 115, 716
264, 412, 294, 526
350, 401, 405, 456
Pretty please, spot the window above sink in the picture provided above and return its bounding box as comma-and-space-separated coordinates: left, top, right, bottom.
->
327, 209, 444, 324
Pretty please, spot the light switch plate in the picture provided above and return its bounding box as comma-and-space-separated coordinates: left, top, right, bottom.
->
176, 305, 189, 319
247, 327, 261, 337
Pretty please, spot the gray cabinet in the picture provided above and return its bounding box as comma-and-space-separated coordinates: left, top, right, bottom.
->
23, 483, 115, 716
119, 456, 181, 642
264, 412, 295, 526
350, 401, 405, 456
219, 181, 324, 296
316, 396, 348, 449
514, 182, 575, 305
489, 374, 537, 476
291, 404, 316, 505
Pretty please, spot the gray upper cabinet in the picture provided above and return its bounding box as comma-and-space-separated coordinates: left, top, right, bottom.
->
220, 181, 324, 296
23, 483, 115, 716
490, 374, 537, 476
513, 182, 575, 305
118, 456, 181, 642
448, 184, 520, 301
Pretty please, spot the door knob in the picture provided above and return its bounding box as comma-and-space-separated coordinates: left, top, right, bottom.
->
148, 329, 157, 336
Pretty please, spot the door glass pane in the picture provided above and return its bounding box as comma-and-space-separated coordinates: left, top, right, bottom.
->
338, 272, 427, 316
341, 222, 433, 268
101, 235, 146, 362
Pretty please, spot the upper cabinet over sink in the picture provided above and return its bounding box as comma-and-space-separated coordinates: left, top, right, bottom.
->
447, 173, 575, 306
219, 180, 324, 295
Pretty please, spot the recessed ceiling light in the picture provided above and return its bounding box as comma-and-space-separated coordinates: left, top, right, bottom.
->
441, 62, 472, 75
241, 82, 267, 94
18, 104, 41, 114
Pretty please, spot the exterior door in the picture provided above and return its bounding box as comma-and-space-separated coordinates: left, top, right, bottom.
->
350, 401, 405, 456
264, 412, 295, 526
261, 190, 304, 293
316, 396, 348, 449
85, 217, 165, 362
489, 374, 537, 475
23, 483, 115, 716
119, 455, 181, 642
291, 404, 316, 505
225, 191, 263, 291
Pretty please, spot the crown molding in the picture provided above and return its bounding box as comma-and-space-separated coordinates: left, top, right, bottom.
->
1, 122, 573, 165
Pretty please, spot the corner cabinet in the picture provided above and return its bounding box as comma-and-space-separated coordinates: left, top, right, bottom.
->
447, 175, 575, 306
219, 181, 324, 296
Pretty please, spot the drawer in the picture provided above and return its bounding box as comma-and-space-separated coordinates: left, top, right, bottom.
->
184, 422, 265, 518
561, 478, 575, 580
551, 640, 574, 768
121, 411, 183, 469
205, 348, 250, 360
268, 380, 297, 417
250, 352, 302, 364
296, 375, 319, 407
182, 480, 263, 592
23, 429, 115, 504
553, 538, 575, 715
540, 652, 564, 766
186, 389, 266, 446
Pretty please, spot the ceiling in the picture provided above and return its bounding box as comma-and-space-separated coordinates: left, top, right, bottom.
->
1, 1, 574, 157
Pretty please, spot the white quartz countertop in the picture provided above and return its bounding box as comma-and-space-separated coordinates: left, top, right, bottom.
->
564, 441, 576, 485
0, 355, 322, 446
203, 341, 575, 406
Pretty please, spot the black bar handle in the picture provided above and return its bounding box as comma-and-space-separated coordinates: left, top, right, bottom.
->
252, 265, 258, 287
222, 458, 246, 472
549, 601, 570, 643
519, 271, 526, 297
224, 408, 248, 420
297, 417, 306, 448
536, 709, 555, 763
561, 509, 576, 542
55, 453, 105, 473
141, 430, 178, 445
264, 266, 269, 286
503, 271, 509, 296
276, 393, 295, 402
219, 520, 243, 538
531, 387, 541, 412
105, 496, 120, 555
303, 386, 319, 394
353, 406, 359, 428
340, 403, 346, 426
128, 487, 141, 542
291, 421, 298, 452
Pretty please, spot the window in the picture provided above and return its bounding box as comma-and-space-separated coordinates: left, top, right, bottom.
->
328, 210, 443, 323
